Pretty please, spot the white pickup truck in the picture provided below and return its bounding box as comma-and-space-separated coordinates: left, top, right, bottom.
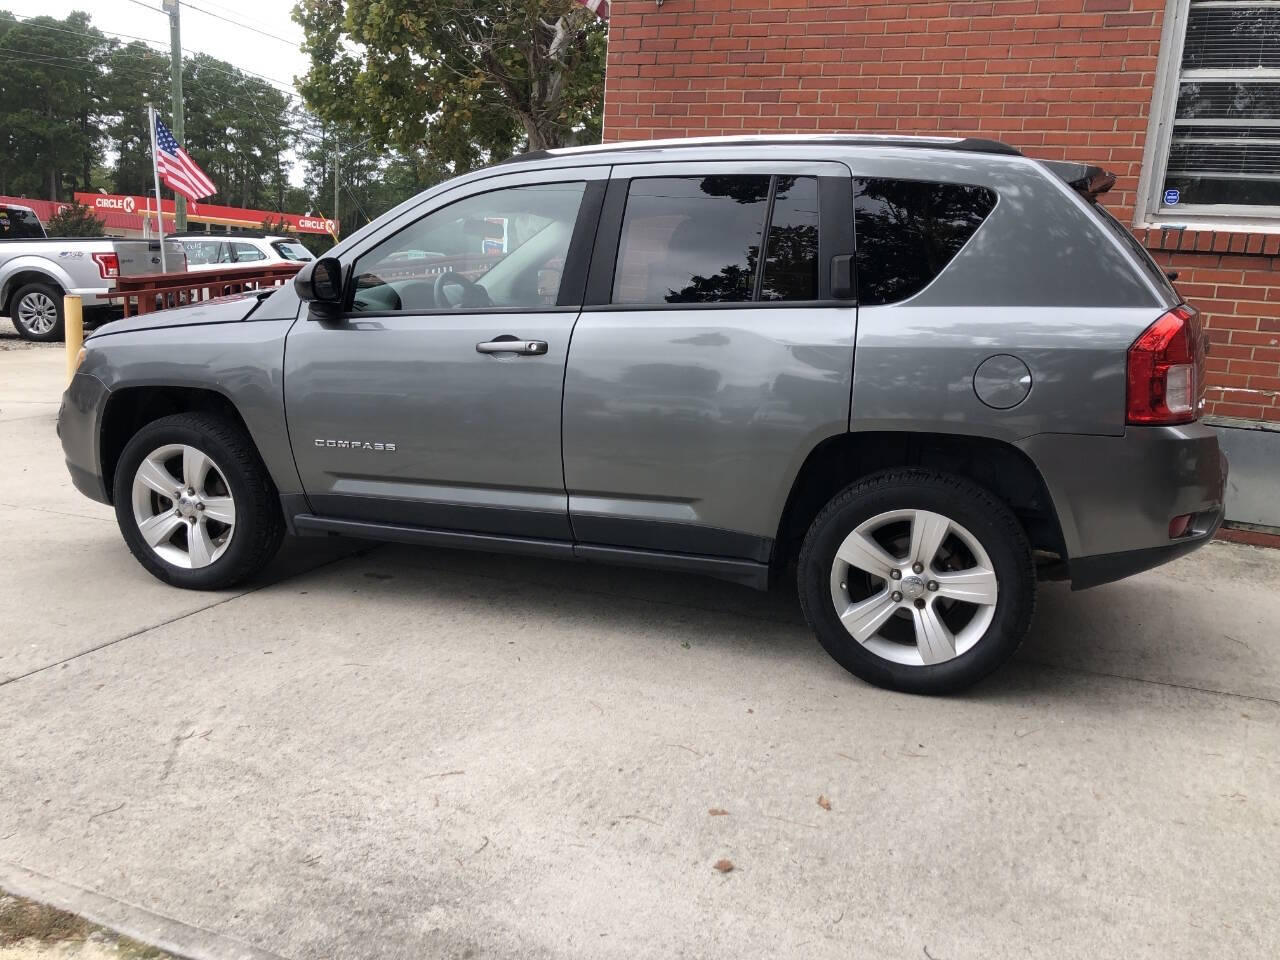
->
0, 203, 185, 342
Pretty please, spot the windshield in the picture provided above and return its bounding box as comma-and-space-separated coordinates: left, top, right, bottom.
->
271, 241, 314, 261
0, 207, 45, 239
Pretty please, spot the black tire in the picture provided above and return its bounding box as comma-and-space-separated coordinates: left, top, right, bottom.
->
10, 281, 64, 342
113, 412, 285, 590
797, 469, 1035, 695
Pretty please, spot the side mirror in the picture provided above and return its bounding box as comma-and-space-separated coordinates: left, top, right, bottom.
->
294, 256, 344, 320
295, 256, 343, 302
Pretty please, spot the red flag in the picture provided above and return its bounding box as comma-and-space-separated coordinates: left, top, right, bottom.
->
577, 0, 608, 18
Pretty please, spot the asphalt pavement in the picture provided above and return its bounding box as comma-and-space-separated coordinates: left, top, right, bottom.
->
1, 324, 1277, 960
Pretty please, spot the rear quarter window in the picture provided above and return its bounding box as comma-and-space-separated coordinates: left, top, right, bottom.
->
853, 179, 997, 306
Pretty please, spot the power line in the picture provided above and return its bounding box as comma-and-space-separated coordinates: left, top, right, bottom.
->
2, 11, 302, 97
181, 1, 299, 47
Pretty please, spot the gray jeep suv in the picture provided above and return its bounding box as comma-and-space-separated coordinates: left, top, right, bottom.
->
59, 135, 1226, 693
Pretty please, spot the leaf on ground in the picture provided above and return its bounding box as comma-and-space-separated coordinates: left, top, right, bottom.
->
713, 858, 734, 873
708, 807, 729, 816
817, 794, 832, 811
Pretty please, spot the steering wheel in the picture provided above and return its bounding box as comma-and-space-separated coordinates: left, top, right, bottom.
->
433, 271, 490, 309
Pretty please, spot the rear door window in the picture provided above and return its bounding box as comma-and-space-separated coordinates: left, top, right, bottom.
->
232, 242, 267, 263
853, 178, 996, 305
760, 176, 820, 301
612, 174, 820, 305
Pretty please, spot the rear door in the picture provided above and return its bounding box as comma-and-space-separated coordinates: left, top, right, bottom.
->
562, 160, 855, 561
284, 166, 606, 539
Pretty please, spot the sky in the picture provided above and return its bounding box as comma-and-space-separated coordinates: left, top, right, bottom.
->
9, 0, 314, 186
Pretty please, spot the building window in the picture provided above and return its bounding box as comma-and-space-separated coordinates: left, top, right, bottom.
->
1142, 0, 1280, 224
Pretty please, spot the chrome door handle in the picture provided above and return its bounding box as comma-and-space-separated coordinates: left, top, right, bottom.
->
476, 339, 548, 356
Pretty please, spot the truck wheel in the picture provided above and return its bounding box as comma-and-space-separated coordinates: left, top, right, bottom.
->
113, 412, 285, 590
797, 469, 1035, 695
11, 282, 64, 341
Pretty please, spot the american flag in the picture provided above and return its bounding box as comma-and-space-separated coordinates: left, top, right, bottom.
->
577, 0, 608, 18
154, 115, 217, 202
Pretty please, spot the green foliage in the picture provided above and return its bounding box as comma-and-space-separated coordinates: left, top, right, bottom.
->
45, 199, 106, 237
293, 0, 606, 169
0, 11, 112, 199
0, 8, 303, 210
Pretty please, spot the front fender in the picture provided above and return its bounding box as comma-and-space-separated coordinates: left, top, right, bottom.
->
79, 316, 304, 497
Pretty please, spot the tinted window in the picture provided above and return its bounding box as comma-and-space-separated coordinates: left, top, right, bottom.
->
0, 207, 45, 239
613, 175, 770, 304
233, 242, 267, 262
854, 179, 996, 306
351, 182, 585, 313
272, 240, 314, 262
760, 176, 819, 301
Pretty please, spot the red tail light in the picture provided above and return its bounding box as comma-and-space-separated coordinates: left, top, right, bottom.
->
91, 252, 119, 279
1126, 304, 1204, 425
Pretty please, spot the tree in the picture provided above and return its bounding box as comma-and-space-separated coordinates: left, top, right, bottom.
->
45, 200, 106, 237
0, 10, 113, 199
294, 0, 606, 173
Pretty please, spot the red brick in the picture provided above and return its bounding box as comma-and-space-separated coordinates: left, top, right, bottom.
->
604, 2, 1280, 396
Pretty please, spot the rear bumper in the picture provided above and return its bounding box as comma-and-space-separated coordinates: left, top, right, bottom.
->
1018, 424, 1227, 590
1068, 500, 1224, 590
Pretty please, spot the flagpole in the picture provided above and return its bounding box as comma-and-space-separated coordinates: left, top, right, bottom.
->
148, 105, 168, 273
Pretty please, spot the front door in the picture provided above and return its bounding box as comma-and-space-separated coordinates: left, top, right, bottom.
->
285, 171, 605, 540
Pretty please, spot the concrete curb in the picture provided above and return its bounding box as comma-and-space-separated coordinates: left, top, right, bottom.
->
0, 859, 291, 960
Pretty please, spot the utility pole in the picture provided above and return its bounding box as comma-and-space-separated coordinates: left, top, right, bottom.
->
333, 145, 341, 240
162, 0, 186, 229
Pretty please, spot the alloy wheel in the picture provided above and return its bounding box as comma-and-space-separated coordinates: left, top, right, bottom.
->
828, 508, 998, 666
131, 443, 236, 569
16, 291, 58, 335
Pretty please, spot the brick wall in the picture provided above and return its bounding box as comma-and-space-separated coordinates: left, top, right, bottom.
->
1141, 230, 1280, 423
602, 0, 1280, 421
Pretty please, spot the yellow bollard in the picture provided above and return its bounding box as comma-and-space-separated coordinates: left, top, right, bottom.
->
64, 294, 83, 385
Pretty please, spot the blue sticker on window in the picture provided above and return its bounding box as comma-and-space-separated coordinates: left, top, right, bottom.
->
1164, 188, 1180, 205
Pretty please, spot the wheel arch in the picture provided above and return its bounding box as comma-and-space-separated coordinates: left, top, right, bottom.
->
2, 266, 67, 314
99, 385, 258, 503
774, 430, 1067, 571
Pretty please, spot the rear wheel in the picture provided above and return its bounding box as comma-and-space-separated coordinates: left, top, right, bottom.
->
798, 469, 1035, 694
11, 282, 64, 341
113, 413, 284, 589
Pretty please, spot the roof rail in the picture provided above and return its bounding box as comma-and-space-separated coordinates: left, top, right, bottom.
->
498, 133, 1022, 166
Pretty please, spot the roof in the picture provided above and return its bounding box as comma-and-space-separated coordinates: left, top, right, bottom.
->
500, 133, 1022, 166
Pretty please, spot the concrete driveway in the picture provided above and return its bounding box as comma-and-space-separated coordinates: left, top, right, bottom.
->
1, 326, 1277, 960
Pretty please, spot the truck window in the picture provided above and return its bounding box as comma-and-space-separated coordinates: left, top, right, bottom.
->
0, 207, 45, 239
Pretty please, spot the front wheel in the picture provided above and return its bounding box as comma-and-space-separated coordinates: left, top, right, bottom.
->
798, 469, 1035, 694
113, 413, 285, 589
